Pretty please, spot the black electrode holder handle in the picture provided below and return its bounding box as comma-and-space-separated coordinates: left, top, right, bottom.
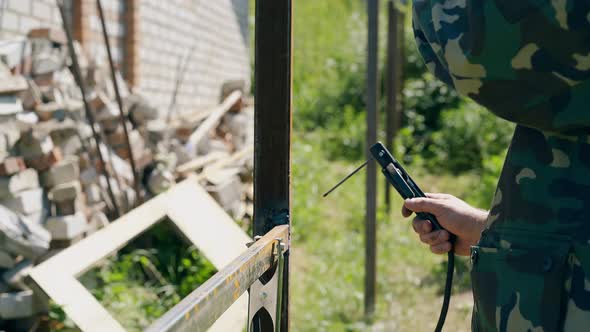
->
370, 142, 449, 233
370, 141, 454, 332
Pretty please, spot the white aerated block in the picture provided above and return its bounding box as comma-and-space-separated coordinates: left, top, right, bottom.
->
1, 187, 44, 215
48, 181, 81, 203
0, 251, 15, 269
0, 169, 39, 199
0, 290, 44, 319
45, 212, 86, 240
39, 157, 79, 188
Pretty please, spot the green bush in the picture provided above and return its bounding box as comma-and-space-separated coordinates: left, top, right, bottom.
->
65, 222, 217, 331
292, 1, 367, 131
426, 102, 514, 174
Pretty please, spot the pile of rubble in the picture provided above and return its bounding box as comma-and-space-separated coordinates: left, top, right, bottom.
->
0, 27, 253, 328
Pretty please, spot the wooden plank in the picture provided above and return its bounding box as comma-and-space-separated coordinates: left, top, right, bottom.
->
365, 0, 379, 318
185, 91, 242, 153
146, 225, 289, 332
30, 176, 251, 332
201, 145, 253, 177
176, 151, 230, 175
254, 0, 293, 330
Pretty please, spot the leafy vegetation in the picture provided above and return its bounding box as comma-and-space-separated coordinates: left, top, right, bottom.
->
50, 221, 216, 331
287, 1, 514, 331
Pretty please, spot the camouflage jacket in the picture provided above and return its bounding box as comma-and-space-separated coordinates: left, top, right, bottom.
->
412, 1, 590, 331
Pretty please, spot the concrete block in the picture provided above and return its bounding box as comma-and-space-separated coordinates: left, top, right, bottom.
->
80, 167, 98, 186
0, 251, 15, 269
85, 184, 102, 204
34, 101, 64, 121
0, 94, 23, 115
48, 181, 81, 203
0, 157, 26, 177
1, 187, 44, 215
53, 197, 83, 216
24, 210, 46, 225
0, 290, 45, 319
49, 233, 83, 249
16, 131, 53, 159
86, 211, 109, 235
28, 27, 66, 44
45, 212, 86, 240
39, 157, 79, 188
89, 91, 108, 113
0, 74, 28, 95
0, 169, 39, 199
24, 147, 62, 172
32, 52, 63, 76
0, 205, 50, 259
206, 175, 242, 218
3, 259, 33, 290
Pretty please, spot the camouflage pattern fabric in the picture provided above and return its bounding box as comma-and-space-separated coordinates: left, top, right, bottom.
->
412, 1, 590, 331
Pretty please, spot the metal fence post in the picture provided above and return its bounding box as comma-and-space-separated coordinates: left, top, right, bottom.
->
365, 0, 379, 319
253, 0, 293, 331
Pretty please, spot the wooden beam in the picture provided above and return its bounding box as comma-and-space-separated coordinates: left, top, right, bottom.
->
365, 0, 379, 319
185, 91, 242, 153
30, 177, 251, 332
253, 0, 293, 330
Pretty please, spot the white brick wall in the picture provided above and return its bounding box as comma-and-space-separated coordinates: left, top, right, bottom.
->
81, 0, 126, 65
0, 0, 251, 114
137, 0, 250, 113
0, 0, 63, 38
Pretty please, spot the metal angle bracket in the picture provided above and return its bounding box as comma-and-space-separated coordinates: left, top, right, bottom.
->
247, 237, 286, 332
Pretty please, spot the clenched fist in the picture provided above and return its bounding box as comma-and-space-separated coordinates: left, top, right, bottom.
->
402, 193, 488, 256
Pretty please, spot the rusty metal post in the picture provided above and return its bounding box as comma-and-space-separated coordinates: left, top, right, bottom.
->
253, 0, 292, 330
57, 0, 121, 217
365, 0, 379, 319
384, 1, 398, 213
395, 10, 406, 137
96, 0, 142, 205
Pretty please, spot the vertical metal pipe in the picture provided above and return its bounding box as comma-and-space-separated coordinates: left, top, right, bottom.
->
395, 11, 406, 137
96, 0, 142, 205
56, 0, 121, 217
385, 1, 398, 213
365, 0, 379, 319
253, 0, 292, 330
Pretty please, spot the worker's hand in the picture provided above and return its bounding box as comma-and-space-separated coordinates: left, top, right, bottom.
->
402, 193, 488, 256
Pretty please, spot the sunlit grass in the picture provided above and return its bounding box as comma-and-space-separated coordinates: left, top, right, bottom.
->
291, 131, 478, 331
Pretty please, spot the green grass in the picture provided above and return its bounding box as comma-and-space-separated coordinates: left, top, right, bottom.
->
290, 131, 485, 331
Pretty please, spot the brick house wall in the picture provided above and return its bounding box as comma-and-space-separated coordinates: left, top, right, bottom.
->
0, 0, 63, 37
136, 0, 250, 111
0, 0, 250, 112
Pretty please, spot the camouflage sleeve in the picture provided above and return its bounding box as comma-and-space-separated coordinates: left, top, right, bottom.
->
412, 5, 454, 87
411, 0, 590, 136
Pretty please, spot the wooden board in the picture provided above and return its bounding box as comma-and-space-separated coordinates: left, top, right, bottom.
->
30, 176, 251, 332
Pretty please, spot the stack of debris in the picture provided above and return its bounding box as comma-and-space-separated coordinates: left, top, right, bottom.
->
0, 27, 254, 327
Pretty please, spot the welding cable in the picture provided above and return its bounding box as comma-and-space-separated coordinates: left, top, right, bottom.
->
435, 251, 454, 332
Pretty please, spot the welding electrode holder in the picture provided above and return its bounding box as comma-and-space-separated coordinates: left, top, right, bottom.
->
369, 142, 455, 332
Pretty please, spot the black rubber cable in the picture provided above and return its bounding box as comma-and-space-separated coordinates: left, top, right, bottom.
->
434, 251, 454, 332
